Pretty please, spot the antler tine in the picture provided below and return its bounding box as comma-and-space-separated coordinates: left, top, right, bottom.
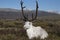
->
32, 13, 34, 20
27, 13, 28, 20
20, 0, 28, 21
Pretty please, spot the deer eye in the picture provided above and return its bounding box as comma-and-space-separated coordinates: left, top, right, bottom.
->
29, 23, 31, 25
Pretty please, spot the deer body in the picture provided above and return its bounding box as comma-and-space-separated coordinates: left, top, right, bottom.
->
24, 21, 48, 39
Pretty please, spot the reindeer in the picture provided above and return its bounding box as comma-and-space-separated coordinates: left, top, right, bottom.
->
20, 0, 48, 40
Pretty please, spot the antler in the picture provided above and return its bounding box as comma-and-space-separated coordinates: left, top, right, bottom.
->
20, 0, 39, 21
35, 0, 39, 20
20, 0, 28, 21
32, 0, 39, 21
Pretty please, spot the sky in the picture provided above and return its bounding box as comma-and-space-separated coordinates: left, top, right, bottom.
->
0, 0, 60, 12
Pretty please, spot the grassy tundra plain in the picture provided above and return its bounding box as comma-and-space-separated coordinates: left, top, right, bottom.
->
0, 17, 60, 40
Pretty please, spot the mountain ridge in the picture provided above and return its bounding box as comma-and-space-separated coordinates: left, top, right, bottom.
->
0, 8, 60, 20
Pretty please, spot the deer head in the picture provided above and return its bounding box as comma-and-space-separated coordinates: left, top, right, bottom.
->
20, 0, 39, 21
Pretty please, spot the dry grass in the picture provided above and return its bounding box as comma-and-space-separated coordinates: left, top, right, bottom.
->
0, 19, 60, 40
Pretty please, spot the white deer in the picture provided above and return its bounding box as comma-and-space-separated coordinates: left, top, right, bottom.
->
20, 0, 48, 40
24, 21, 48, 39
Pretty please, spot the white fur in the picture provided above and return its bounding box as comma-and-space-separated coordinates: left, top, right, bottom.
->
24, 21, 48, 39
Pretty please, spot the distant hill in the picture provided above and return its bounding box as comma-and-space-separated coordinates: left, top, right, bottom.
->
0, 8, 60, 20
